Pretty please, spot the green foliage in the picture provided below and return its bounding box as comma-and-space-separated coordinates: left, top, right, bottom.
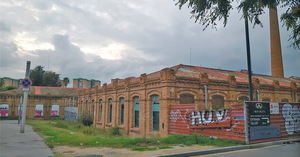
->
30, 65, 61, 87
0, 85, 18, 92
63, 77, 70, 87
54, 121, 69, 129
109, 127, 122, 136
0, 78, 4, 88
281, 0, 300, 49
6, 86, 18, 90
27, 120, 243, 151
82, 127, 97, 135
78, 112, 93, 126
175, 0, 300, 49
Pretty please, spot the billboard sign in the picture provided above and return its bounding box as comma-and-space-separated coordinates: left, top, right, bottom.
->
0, 104, 9, 117
35, 104, 44, 117
247, 102, 270, 126
51, 105, 59, 116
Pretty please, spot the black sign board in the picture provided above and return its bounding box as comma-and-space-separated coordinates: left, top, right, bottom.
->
249, 126, 280, 140
247, 102, 270, 126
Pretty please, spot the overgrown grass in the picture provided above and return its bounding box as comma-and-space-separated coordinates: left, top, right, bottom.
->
27, 120, 243, 151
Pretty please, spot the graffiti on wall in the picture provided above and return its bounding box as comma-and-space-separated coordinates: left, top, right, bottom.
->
282, 103, 300, 135
188, 110, 230, 128
170, 109, 231, 128
170, 109, 191, 122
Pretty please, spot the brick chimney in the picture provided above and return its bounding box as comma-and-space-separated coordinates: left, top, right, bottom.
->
269, 7, 284, 77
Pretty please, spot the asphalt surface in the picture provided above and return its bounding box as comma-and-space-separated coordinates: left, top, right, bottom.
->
0, 120, 54, 157
197, 142, 300, 157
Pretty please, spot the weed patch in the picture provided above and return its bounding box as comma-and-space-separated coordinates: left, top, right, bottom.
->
27, 120, 243, 151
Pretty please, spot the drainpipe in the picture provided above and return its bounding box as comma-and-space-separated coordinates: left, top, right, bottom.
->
256, 89, 260, 101
204, 85, 208, 109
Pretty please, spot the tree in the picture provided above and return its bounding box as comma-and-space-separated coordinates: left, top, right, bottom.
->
63, 77, 70, 87
30, 66, 44, 86
0, 78, 4, 88
175, 0, 300, 49
43, 71, 61, 87
30, 66, 61, 87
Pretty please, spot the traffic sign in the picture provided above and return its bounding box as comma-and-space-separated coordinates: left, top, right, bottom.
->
21, 79, 32, 88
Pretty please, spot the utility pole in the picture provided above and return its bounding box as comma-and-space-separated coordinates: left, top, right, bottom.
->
20, 61, 31, 133
244, 17, 253, 101
244, 15, 252, 145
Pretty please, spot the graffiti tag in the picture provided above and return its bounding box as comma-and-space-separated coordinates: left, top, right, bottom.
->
169, 109, 191, 122
189, 110, 229, 126
282, 104, 300, 135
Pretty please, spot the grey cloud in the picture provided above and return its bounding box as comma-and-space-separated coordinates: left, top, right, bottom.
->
0, 22, 10, 32
0, 0, 299, 83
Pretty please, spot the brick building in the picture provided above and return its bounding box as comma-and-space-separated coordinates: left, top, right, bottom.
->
0, 77, 21, 88
73, 78, 101, 88
78, 64, 300, 137
0, 86, 83, 119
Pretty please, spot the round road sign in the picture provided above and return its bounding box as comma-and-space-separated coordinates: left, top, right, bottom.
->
21, 79, 32, 88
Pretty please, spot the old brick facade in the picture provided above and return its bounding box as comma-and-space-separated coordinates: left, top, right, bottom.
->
0, 86, 82, 119
78, 64, 300, 137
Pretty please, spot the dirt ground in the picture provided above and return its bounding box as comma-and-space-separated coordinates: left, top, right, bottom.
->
53, 145, 217, 157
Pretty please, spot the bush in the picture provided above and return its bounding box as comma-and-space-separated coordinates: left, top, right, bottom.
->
78, 112, 93, 126
109, 127, 121, 136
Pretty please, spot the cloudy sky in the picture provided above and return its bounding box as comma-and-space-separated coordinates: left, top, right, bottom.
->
0, 0, 299, 84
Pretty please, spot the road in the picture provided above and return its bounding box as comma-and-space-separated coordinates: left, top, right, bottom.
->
197, 142, 300, 157
0, 120, 54, 157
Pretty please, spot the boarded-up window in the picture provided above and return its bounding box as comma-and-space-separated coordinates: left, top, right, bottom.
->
211, 95, 224, 110
281, 98, 289, 102
91, 100, 95, 116
151, 95, 160, 131
179, 94, 195, 104
262, 98, 271, 102
85, 100, 88, 113
98, 99, 102, 121
133, 96, 140, 128
119, 97, 125, 125
108, 98, 113, 123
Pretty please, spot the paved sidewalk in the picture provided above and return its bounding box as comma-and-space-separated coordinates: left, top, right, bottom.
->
0, 120, 54, 157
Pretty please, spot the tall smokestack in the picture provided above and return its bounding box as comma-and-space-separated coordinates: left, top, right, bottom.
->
269, 7, 284, 77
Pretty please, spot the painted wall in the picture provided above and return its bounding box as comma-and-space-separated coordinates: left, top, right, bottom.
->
169, 104, 245, 141
169, 102, 300, 143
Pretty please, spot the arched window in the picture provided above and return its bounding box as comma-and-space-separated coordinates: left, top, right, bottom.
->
133, 96, 140, 128
85, 100, 88, 113
179, 94, 195, 104
281, 98, 289, 102
107, 98, 113, 123
98, 99, 102, 121
238, 96, 249, 102
211, 95, 224, 110
91, 100, 95, 116
151, 95, 160, 131
262, 97, 271, 102
119, 97, 125, 125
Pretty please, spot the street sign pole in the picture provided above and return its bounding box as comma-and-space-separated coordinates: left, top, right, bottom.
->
20, 61, 31, 133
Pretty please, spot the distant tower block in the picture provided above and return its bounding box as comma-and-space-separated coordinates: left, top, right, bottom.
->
269, 7, 284, 77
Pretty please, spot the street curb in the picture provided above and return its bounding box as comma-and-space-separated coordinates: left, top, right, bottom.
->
155, 138, 300, 157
